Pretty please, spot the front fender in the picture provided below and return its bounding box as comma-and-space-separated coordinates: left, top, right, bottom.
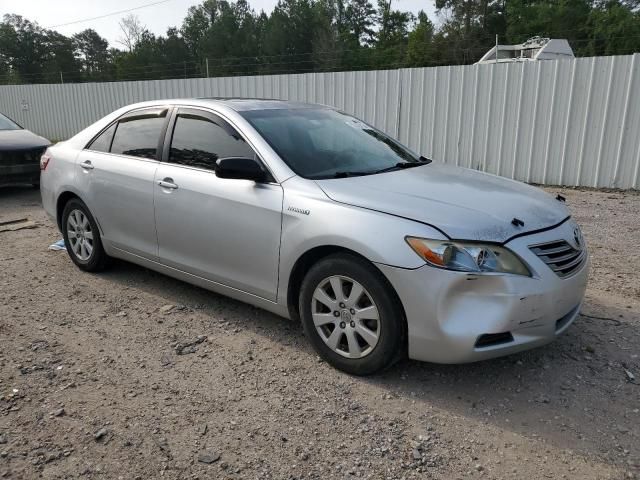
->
277, 177, 444, 305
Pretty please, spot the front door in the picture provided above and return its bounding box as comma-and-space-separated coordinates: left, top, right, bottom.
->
153, 108, 283, 301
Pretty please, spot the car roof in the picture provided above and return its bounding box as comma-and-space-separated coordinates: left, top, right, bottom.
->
111, 99, 332, 119
170, 98, 326, 112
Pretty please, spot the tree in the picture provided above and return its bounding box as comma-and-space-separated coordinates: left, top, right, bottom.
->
406, 11, 435, 66
182, 1, 215, 60
373, 0, 413, 67
2, 0, 640, 85
583, 0, 640, 56
344, 0, 376, 46
436, 0, 504, 34
260, 0, 330, 73
376, 0, 413, 47
118, 14, 146, 52
435, 0, 506, 60
0, 14, 84, 83
0, 15, 48, 82
163, 27, 193, 66
180, 0, 266, 75
505, 0, 590, 47
73, 29, 111, 80
309, 0, 341, 70
43, 30, 81, 83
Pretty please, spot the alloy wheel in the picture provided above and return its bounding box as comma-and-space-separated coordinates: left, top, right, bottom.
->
311, 275, 380, 358
66, 209, 94, 261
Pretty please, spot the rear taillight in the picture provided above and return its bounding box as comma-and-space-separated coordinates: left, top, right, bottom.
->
40, 154, 51, 171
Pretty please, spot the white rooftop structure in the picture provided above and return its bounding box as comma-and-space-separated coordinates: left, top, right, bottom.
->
476, 37, 575, 64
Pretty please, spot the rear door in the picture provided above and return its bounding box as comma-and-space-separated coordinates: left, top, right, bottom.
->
77, 107, 169, 259
153, 107, 283, 300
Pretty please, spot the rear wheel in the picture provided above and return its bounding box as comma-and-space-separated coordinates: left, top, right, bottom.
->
299, 253, 405, 375
61, 198, 109, 272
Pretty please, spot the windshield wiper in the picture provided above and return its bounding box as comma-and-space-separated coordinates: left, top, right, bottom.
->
332, 171, 371, 178
374, 157, 432, 174
331, 157, 432, 178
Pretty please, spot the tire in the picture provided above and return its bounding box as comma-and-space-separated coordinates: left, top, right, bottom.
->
299, 253, 405, 375
61, 198, 110, 272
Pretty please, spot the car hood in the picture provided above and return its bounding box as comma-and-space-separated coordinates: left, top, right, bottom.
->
315, 163, 569, 243
0, 129, 50, 151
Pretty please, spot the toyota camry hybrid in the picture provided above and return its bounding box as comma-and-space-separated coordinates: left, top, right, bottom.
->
40, 99, 589, 375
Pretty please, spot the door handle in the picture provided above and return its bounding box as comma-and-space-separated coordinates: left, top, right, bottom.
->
80, 160, 94, 170
158, 178, 178, 189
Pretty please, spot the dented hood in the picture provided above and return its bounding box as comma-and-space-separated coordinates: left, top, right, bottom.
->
315, 163, 569, 243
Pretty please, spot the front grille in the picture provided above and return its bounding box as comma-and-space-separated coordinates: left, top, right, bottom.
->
0, 147, 46, 166
529, 240, 586, 278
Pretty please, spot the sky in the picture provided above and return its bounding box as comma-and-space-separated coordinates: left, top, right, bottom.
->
1, 0, 438, 48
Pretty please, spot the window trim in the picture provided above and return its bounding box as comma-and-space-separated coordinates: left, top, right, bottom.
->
161, 106, 276, 183
84, 106, 171, 162
85, 122, 117, 154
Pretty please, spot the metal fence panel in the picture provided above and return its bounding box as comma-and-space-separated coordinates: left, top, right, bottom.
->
1, 55, 638, 188
397, 55, 640, 189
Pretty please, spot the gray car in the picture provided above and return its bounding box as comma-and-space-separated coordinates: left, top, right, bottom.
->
0, 112, 50, 188
40, 99, 589, 375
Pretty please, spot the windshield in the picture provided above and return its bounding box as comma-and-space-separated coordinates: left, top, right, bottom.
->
0, 113, 21, 131
241, 108, 423, 179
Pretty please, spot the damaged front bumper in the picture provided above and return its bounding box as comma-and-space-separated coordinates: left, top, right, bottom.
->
377, 220, 589, 364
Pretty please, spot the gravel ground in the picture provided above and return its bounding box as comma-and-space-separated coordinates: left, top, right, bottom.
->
0, 186, 638, 480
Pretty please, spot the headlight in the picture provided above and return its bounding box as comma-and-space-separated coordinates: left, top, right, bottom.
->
406, 237, 531, 276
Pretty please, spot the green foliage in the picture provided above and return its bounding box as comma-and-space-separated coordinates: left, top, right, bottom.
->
1, 0, 639, 85
505, 0, 640, 56
73, 29, 111, 80
0, 14, 82, 83
406, 11, 435, 66
583, 0, 640, 56
505, 0, 590, 46
345, 0, 377, 46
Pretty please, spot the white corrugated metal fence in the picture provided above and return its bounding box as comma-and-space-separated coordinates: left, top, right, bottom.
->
1, 54, 639, 188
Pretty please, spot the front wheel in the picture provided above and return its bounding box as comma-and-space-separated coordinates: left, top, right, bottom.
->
299, 253, 405, 375
61, 198, 110, 272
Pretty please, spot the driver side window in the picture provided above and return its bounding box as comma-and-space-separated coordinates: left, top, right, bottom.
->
169, 114, 255, 171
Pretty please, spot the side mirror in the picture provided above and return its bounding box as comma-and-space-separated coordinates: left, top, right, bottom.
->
215, 157, 267, 182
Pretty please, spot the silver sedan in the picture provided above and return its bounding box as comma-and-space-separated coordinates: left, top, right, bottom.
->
40, 99, 589, 375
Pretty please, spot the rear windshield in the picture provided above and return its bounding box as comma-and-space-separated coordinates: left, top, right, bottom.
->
0, 113, 21, 130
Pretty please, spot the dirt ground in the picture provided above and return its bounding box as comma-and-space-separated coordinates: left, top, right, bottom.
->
0, 186, 638, 480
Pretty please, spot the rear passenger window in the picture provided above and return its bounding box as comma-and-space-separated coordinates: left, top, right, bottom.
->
169, 114, 256, 171
88, 123, 116, 152
111, 116, 165, 160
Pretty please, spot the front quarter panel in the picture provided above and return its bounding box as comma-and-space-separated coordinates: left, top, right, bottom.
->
277, 176, 438, 304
